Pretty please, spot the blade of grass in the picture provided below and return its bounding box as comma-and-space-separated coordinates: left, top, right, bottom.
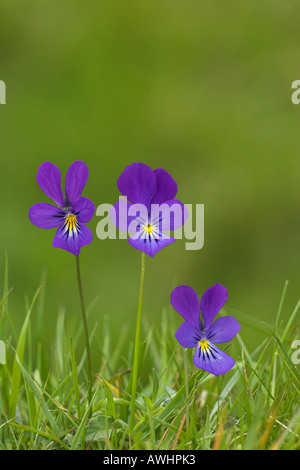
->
70, 381, 102, 450
9, 422, 69, 450
281, 298, 300, 343
14, 352, 62, 438
9, 286, 42, 418
139, 369, 203, 441
70, 338, 85, 450
275, 280, 289, 331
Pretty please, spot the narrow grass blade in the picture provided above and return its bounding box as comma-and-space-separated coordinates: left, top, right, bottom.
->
9, 422, 69, 450
70, 339, 81, 420
14, 352, 61, 438
9, 286, 42, 418
70, 381, 102, 450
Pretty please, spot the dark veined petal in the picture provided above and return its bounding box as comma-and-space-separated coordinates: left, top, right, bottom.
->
72, 197, 95, 223
110, 200, 147, 232
53, 220, 93, 256
65, 161, 89, 206
151, 168, 178, 205
200, 284, 228, 329
206, 316, 241, 344
117, 163, 156, 211
29, 203, 65, 229
175, 321, 200, 348
150, 199, 188, 231
128, 229, 174, 258
193, 342, 235, 376
36, 162, 65, 206
170, 285, 200, 329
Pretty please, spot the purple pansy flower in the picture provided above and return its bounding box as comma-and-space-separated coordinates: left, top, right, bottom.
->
29, 161, 95, 256
110, 162, 188, 258
171, 284, 241, 376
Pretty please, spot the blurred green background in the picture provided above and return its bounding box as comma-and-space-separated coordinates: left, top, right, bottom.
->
1, 0, 300, 365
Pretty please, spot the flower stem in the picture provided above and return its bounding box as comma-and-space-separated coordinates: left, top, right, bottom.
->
129, 251, 146, 431
183, 349, 190, 433
75, 255, 92, 409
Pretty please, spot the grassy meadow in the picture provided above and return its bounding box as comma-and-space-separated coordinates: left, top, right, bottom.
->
1, 0, 300, 450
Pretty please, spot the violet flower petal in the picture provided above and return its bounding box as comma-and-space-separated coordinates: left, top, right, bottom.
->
72, 197, 95, 223
127, 203, 149, 234
206, 316, 241, 344
175, 321, 200, 348
170, 285, 200, 329
128, 231, 174, 258
36, 162, 65, 206
151, 199, 188, 231
53, 221, 93, 256
29, 203, 65, 229
117, 163, 156, 211
193, 342, 235, 376
65, 160, 89, 206
200, 284, 228, 329
151, 168, 178, 205
110, 200, 135, 232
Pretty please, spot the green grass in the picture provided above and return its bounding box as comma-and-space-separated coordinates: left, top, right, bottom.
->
0, 258, 299, 450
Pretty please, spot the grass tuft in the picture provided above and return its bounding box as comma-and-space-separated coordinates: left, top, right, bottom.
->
0, 266, 299, 450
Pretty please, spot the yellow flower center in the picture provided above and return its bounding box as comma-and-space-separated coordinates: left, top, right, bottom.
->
144, 223, 154, 234
198, 339, 209, 351
65, 213, 77, 231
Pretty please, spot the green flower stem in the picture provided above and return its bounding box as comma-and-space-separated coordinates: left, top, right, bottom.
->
183, 349, 190, 433
75, 255, 92, 409
129, 251, 146, 431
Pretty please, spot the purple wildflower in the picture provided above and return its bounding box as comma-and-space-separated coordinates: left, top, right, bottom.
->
29, 161, 95, 256
171, 284, 241, 376
110, 162, 188, 258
